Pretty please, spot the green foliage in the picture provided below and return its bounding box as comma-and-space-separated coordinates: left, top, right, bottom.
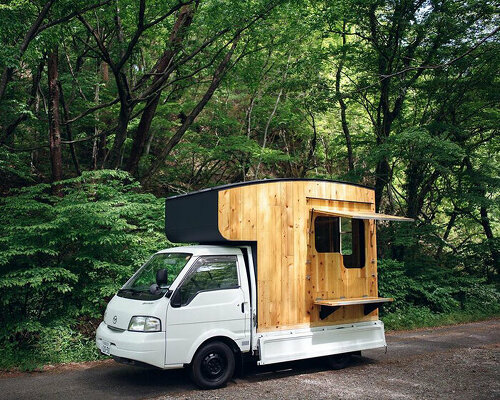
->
378, 259, 500, 330
0, 322, 102, 371
381, 306, 500, 331
0, 147, 34, 184
0, 170, 168, 369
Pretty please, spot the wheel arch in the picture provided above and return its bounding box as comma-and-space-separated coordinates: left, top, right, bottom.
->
186, 334, 242, 366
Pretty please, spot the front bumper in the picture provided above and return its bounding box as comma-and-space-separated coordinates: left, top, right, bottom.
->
95, 321, 166, 368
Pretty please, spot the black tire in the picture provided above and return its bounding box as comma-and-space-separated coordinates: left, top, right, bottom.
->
190, 341, 235, 389
326, 353, 353, 370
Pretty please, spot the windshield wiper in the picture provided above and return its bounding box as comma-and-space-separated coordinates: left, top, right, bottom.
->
117, 288, 140, 295
118, 287, 167, 297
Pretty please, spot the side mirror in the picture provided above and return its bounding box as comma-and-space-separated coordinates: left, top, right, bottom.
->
149, 283, 160, 294
156, 268, 168, 287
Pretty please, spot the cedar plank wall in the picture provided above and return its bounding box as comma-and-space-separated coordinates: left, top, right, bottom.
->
218, 181, 378, 332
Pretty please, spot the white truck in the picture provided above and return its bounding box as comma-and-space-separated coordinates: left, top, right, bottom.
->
96, 179, 407, 388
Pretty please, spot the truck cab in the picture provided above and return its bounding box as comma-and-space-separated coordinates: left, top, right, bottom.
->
96, 245, 256, 388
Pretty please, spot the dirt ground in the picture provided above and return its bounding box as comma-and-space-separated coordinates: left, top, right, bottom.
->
0, 319, 498, 400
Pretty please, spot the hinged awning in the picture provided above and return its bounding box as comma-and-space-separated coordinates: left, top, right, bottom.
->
312, 208, 414, 222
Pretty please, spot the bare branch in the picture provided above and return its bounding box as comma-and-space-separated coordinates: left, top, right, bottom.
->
380, 27, 500, 80
37, 0, 111, 33
77, 14, 113, 64
65, 97, 119, 124
115, 0, 146, 70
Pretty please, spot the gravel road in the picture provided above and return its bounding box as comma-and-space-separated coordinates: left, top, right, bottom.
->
1, 319, 498, 400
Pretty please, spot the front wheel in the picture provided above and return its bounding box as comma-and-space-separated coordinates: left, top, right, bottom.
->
190, 341, 235, 389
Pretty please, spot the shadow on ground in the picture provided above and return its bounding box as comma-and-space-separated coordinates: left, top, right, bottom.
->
68, 355, 373, 399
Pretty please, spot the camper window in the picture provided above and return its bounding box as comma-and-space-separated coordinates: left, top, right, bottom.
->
315, 216, 365, 268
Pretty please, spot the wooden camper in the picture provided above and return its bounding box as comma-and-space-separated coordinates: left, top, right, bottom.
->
165, 179, 412, 333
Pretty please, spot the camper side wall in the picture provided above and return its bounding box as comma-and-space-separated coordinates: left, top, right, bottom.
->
217, 180, 378, 332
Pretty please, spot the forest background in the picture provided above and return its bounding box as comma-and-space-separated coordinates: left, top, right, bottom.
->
0, 0, 498, 370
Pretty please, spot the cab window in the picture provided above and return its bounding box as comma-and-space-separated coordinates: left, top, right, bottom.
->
176, 255, 239, 306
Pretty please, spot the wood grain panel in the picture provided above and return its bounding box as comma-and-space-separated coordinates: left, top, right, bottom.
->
217, 181, 382, 332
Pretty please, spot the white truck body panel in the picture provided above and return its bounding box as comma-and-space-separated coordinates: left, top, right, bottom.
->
165, 287, 250, 365
96, 321, 167, 368
256, 320, 386, 365
96, 293, 168, 368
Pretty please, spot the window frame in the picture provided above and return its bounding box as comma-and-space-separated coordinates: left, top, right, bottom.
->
170, 255, 241, 307
341, 218, 366, 268
314, 216, 341, 253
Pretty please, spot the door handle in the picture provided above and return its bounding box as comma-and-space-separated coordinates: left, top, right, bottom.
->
241, 302, 245, 313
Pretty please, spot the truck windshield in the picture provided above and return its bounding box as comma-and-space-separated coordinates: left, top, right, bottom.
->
117, 252, 191, 300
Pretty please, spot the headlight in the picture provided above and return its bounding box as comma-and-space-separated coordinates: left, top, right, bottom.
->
128, 316, 161, 332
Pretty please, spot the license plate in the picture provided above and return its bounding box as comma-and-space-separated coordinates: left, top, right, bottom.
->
101, 340, 111, 356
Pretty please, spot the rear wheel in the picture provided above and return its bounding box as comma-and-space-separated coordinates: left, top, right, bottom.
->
326, 353, 353, 370
190, 341, 235, 389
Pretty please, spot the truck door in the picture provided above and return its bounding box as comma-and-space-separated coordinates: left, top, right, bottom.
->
165, 254, 251, 365
237, 252, 251, 337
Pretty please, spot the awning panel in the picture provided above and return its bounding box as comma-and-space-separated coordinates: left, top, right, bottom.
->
312, 208, 414, 222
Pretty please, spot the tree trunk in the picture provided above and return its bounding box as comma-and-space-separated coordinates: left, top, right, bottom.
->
0, 67, 13, 104
1, 59, 45, 144
91, 63, 100, 170
58, 81, 81, 176
47, 49, 63, 189
126, 5, 195, 175
101, 61, 109, 83
144, 129, 155, 157
105, 72, 132, 168
405, 159, 422, 219
93, 61, 109, 169
126, 94, 160, 174
374, 156, 390, 212
336, 20, 354, 172
255, 54, 291, 178
254, 86, 283, 177
142, 39, 239, 183
301, 111, 317, 177
436, 210, 457, 259
463, 156, 499, 278
367, 4, 426, 211
480, 206, 499, 278
0, 0, 55, 101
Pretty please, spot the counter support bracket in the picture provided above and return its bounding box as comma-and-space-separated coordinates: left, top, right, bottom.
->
319, 305, 340, 320
364, 303, 383, 315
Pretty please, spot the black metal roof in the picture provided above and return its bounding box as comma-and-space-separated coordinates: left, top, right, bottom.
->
166, 178, 373, 200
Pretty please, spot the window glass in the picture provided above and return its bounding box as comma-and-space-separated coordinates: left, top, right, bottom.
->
314, 216, 366, 268
178, 256, 239, 306
118, 253, 191, 300
315, 217, 340, 253
342, 219, 365, 268
340, 218, 353, 255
